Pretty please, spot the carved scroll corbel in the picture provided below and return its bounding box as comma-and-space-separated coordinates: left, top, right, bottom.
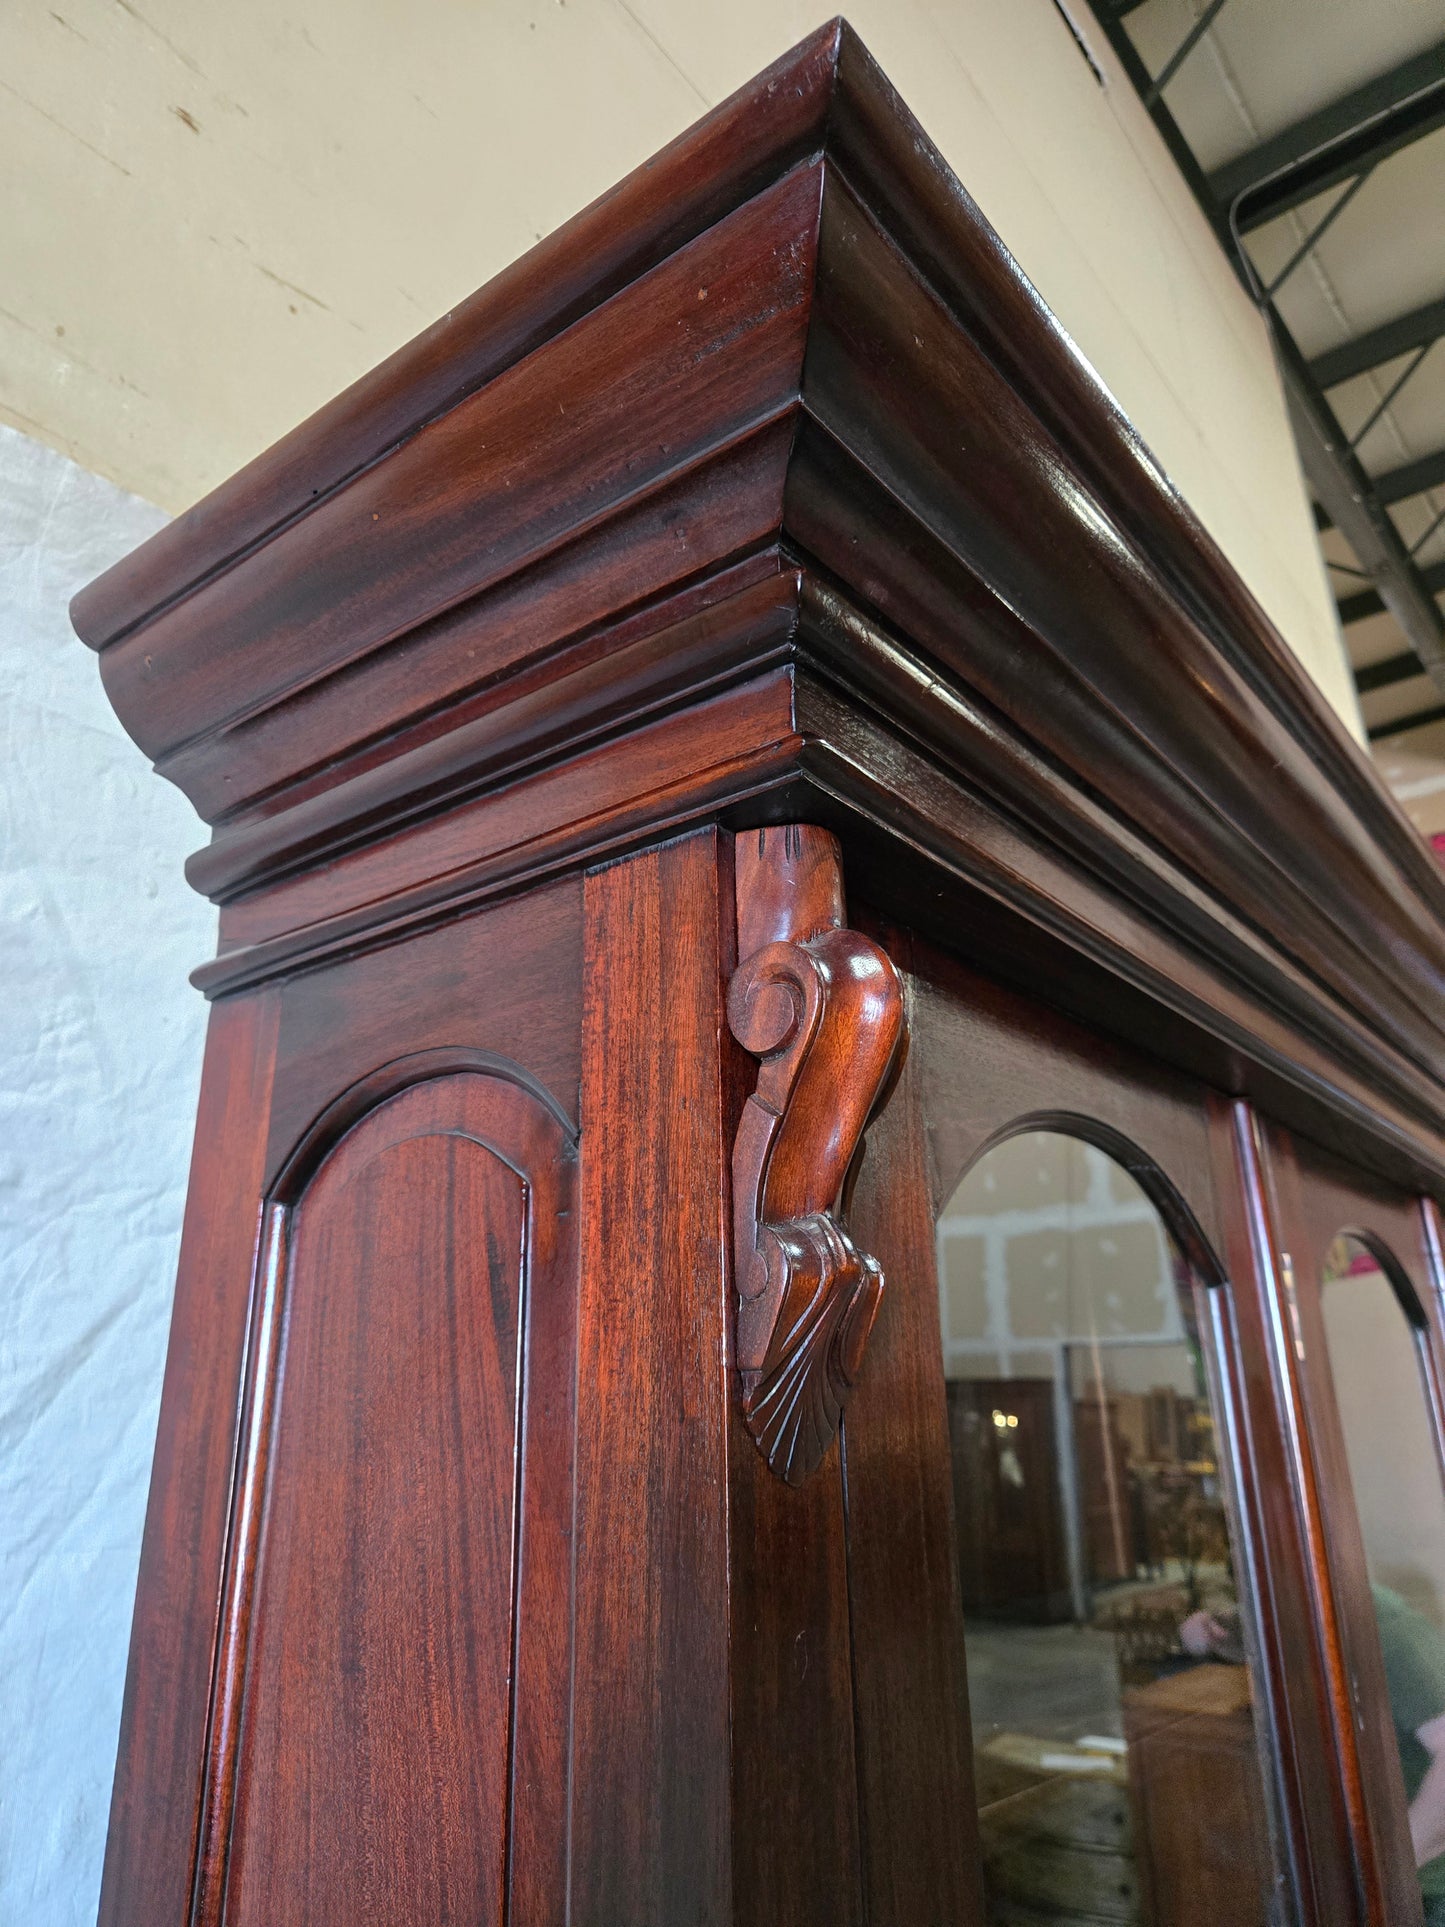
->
728, 825, 906, 1485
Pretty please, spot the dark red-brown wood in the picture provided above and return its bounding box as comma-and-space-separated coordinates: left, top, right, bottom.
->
570, 831, 734, 1923
841, 926, 982, 1926
70, 23, 1445, 1187
204, 1070, 575, 1927
73, 21, 1445, 1927
728, 826, 904, 1483
98, 993, 279, 1927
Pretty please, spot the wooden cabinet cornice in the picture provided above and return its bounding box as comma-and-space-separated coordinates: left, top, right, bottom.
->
74, 21, 1445, 1927
74, 23, 1445, 1180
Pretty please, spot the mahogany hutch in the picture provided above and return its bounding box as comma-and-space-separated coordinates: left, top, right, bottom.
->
72, 22, 1445, 1927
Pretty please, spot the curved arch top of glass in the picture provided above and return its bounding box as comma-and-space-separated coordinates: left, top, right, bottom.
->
1321, 1236, 1445, 1921
936, 1128, 1284, 1926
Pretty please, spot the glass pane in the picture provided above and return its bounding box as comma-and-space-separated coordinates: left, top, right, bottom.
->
937, 1131, 1285, 1925
1321, 1238, 1445, 1923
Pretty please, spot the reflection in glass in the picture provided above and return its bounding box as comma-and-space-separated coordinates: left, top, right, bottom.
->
1321, 1238, 1445, 1925
937, 1131, 1282, 1925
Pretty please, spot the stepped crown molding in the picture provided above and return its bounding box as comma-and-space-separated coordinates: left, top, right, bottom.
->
71, 21, 1445, 1180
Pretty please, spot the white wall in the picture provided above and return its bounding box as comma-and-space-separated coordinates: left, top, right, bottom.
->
938, 1132, 1186, 1382
0, 424, 211, 1926
0, 0, 1357, 726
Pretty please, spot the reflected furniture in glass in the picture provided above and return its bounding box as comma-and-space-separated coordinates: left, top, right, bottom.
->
71, 23, 1445, 1927
940, 1132, 1277, 1925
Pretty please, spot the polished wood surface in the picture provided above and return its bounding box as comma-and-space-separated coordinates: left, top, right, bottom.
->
96, 993, 279, 1927
571, 833, 734, 1923
1268, 1125, 1440, 1927
71, 21, 1445, 1927
1205, 1098, 1376, 1926
841, 946, 981, 1923
729, 826, 905, 1482
69, 21, 1445, 1188
209, 1073, 574, 1927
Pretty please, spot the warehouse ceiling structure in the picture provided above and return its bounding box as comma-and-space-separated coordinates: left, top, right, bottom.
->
1081, 0, 1445, 833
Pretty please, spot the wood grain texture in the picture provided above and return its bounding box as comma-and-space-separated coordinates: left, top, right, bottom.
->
911, 946, 1306, 1924
199, 669, 801, 1000
841, 922, 983, 1926
191, 1067, 576, 1927
69, 21, 1445, 1205
728, 826, 905, 1483
786, 664, 1445, 1193
68, 24, 848, 651
908, 937, 1223, 1252
571, 831, 733, 1924
723, 828, 866, 1927
96, 992, 279, 1927
68, 23, 1445, 1927
1206, 1100, 1375, 1927
261, 877, 584, 1181
725, 1397, 865, 1927
96, 170, 819, 771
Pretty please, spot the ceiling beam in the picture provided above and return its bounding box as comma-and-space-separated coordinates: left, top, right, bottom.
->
1319, 445, 1445, 529
1370, 701, 1445, 743
1339, 558, 1445, 626
1376, 445, 1445, 507
1275, 328, 1445, 679
1311, 295, 1445, 390
1209, 42, 1445, 233
1357, 650, 1435, 694
1083, 4, 1445, 693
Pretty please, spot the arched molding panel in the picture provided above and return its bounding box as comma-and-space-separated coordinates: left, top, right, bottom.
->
1264, 1125, 1445, 1496
189, 1056, 578, 1927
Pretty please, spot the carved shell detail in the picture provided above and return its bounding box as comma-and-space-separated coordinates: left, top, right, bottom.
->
741, 1213, 885, 1486
727, 859, 905, 1485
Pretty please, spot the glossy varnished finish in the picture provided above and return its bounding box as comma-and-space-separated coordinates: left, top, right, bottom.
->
1265, 1125, 1445, 1927
97, 994, 278, 1927
72, 21, 1445, 1927
1206, 1102, 1374, 1924
202, 1070, 577, 1926
728, 827, 905, 1483
97, 880, 586, 1927
69, 22, 1445, 1187
910, 943, 1320, 1926
842, 924, 982, 1925
571, 832, 734, 1923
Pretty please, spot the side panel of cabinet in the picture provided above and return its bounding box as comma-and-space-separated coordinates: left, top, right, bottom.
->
98, 992, 281, 1927
97, 882, 584, 1927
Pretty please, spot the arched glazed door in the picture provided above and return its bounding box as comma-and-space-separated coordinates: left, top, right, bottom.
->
936, 1124, 1279, 1926
812, 926, 1361, 1927
1262, 1122, 1445, 1927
